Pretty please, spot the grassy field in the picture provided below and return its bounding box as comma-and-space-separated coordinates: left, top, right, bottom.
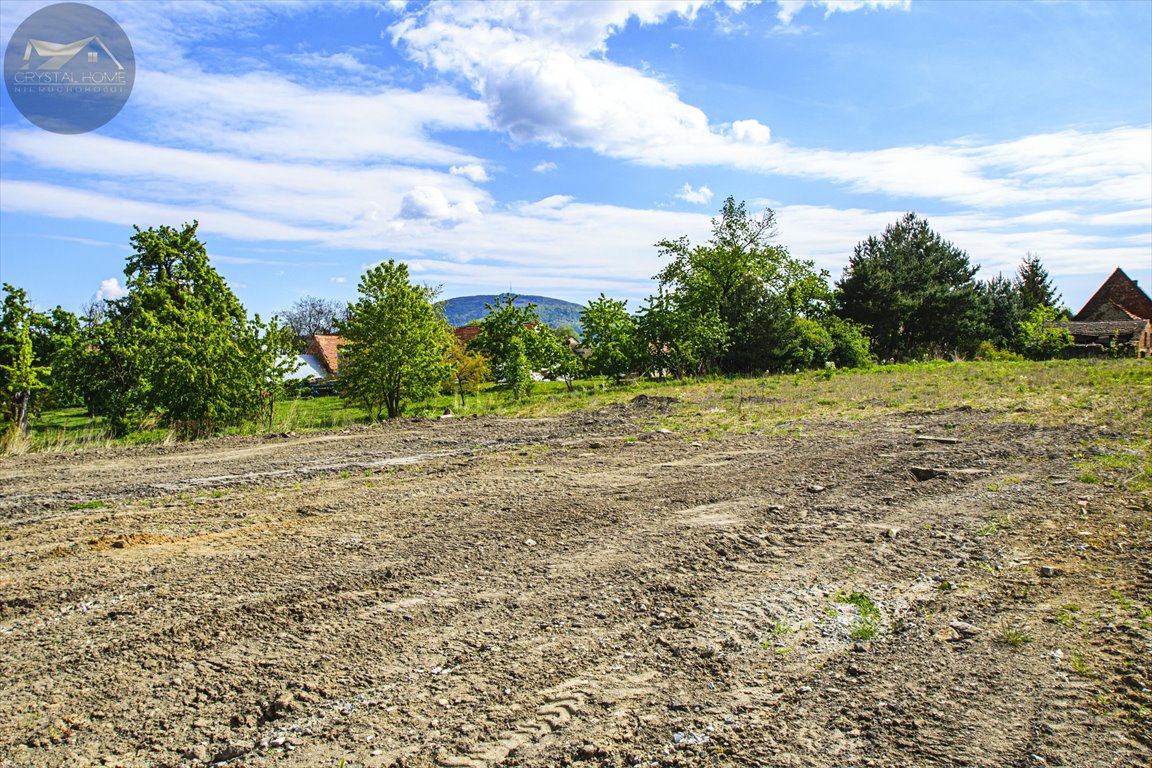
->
10, 360, 1152, 490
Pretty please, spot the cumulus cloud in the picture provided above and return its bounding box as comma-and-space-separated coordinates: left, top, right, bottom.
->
389, 2, 729, 161
533, 161, 558, 173
729, 119, 771, 144
676, 183, 715, 205
398, 186, 482, 225
94, 277, 128, 301
450, 163, 489, 182
330, 276, 346, 284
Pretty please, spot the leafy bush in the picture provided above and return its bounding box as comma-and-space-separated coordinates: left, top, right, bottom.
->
824, 316, 873, 368
1016, 305, 1072, 360
975, 340, 1023, 361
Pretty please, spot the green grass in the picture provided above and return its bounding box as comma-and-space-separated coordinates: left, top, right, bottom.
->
10, 358, 1150, 453
836, 591, 883, 640
67, 500, 108, 511
997, 620, 1032, 647
1070, 652, 1095, 677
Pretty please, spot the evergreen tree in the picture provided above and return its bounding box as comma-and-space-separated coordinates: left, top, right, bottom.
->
836, 213, 985, 360
977, 274, 1026, 350
1015, 253, 1062, 314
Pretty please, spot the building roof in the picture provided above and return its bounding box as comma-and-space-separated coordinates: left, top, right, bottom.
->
306, 334, 345, 376
453, 325, 481, 345
282, 354, 328, 381
1053, 319, 1149, 345
1073, 268, 1152, 321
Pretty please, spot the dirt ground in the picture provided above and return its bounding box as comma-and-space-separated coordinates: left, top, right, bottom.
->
1, 395, 1149, 768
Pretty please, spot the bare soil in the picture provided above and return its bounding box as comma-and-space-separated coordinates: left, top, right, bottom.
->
1, 397, 1149, 768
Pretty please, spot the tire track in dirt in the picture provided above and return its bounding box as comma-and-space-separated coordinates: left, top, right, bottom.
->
1, 406, 1147, 767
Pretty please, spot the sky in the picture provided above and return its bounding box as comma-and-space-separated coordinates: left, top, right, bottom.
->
1, 0, 1149, 319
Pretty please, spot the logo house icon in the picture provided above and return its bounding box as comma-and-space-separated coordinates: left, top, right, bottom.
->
21, 35, 124, 71
5, 2, 136, 134
21, 36, 124, 71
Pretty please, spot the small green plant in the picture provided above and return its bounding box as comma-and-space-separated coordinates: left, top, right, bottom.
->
1070, 652, 1094, 677
759, 617, 794, 648
997, 620, 1032, 647
67, 500, 108, 510
836, 591, 882, 640
1054, 605, 1080, 626
975, 512, 1011, 536
1078, 472, 1100, 484
339, 470, 351, 479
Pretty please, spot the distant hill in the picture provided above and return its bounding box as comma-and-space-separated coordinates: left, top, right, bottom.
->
439, 294, 585, 333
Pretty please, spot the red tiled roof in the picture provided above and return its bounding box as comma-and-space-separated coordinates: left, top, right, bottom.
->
453, 325, 481, 345
1074, 268, 1152, 321
305, 334, 345, 376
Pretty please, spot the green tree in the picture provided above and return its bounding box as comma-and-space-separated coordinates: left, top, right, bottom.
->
635, 290, 728, 379
1015, 253, 1062, 314
836, 213, 985, 361
443, 337, 491, 406
472, 294, 549, 384
246, 316, 299, 431
654, 196, 832, 373
36, 306, 82, 411
504, 336, 533, 401
57, 223, 285, 437
0, 285, 45, 435
1017, 305, 1073, 360
977, 274, 1026, 351
580, 294, 637, 379
823, 316, 873, 369
118, 222, 275, 437
0, 285, 51, 438
538, 330, 584, 391
338, 260, 453, 420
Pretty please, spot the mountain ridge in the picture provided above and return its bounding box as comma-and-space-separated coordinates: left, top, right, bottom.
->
438, 294, 585, 332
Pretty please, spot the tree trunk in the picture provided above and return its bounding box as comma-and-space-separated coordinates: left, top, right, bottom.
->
15, 390, 30, 437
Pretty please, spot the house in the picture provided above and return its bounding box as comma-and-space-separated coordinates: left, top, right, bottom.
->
305, 334, 345, 377
1055, 268, 1152, 358
1051, 319, 1151, 358
1072, 267, 1152, 322
282, 352, 328, 382
293, 328, 481, 381
453, 325, 481, 346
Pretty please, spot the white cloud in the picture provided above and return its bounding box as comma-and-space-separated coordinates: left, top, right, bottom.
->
676, 183, 715, 205
398, 186, 483, 225
134, 69, 488, 165
517, 194, 575, 216
450, 163, 490, 182
775, 0, 910, 26
94, 278, 128, 301
729, 119, 771, 144
533, 161, 559, 173
330, 276, 347, 284
390, 1, 727, 160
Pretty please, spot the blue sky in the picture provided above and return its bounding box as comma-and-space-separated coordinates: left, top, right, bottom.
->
1, 0, 1149, 319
